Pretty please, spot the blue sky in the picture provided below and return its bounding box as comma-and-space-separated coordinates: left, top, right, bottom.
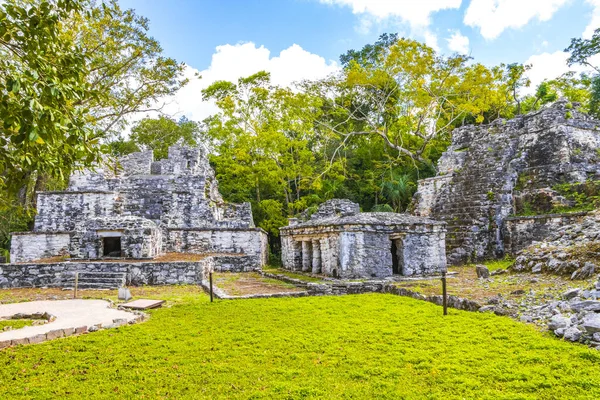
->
118, 0, 600, 121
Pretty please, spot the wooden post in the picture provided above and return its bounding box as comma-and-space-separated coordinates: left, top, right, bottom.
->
74, 272, 79, 299
209, 272, 213, 303
441, 271, 447, 316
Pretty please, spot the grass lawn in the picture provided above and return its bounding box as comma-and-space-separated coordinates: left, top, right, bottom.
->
263, 266, 325, 282
213, 272, 303, 296
0, 319, 33, 330
1, 291, 599, 399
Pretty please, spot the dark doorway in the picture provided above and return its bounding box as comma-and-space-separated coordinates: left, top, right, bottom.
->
103, 237, 122, 257
391, 240, 400, 275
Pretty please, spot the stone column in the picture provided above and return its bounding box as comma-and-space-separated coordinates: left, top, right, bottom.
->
301, 241, 312, 272
311, 239, 322, 274
320, 237, 330, 275
292, 240, 303, 271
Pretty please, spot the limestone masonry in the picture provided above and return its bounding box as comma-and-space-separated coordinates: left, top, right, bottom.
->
413, 100, 600, 265
280, 199, 446, 278
4, 145, 267, 287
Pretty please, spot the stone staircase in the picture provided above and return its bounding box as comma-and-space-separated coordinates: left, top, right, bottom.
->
61, 271, 127, 289
430, 120, 523, 264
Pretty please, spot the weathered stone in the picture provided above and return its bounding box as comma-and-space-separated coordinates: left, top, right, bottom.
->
582, 314, 600, 334
118, 287, 132, 301
28, 334, 46, 344
11, 338, 28, 346
548, 314, 570, 331
475, 265, 490, 279
531, 263, 543, 273
46, 329, 64, 340
281, 200, 446, 279
570, 300, 600, 312
562, 288, 581, 300
74, 326, 87, 334
7, 145, 268, 280
554, 328, 566, 337
563, 327, 582, 342
413, 100, 600, 264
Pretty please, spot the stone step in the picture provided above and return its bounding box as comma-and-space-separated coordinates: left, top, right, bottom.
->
60, 272, 126, 289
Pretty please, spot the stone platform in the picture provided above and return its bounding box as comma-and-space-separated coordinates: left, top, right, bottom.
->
0, 300, 140, 348
0, 254, 260, 289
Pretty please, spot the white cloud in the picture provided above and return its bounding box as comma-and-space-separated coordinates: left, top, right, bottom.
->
147, 42, 338, 124
424, 31, 440, 52
446, 30, 470, 54
523, 50, 600, 95
464, 0, 570, 40
318, 0, 462, 28
584, 0, 600, 39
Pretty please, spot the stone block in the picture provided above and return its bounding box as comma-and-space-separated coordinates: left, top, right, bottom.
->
46, 329, 65, 340
28, 334, 47, 344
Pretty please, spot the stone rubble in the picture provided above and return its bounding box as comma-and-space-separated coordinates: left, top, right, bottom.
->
512, 210, 600, 279
478, 274, 600, 349
413, 100, 600, 264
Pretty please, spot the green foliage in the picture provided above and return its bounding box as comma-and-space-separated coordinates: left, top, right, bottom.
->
380, 173, 415, 212
0, 0, 100, 192
66, 0, 188, 138
371, 203, 394, 212
313, 37, 512, 166
1, 293, 600, 398
130, 116, 200, 159
105, 137, 140, 157
202, 71, 322, 229
0, 319, 33, 330
553, 181, 600, 211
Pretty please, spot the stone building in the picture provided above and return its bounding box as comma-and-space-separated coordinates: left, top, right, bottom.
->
9, 145, 268, 270
280, 199, 446, 278
413, 99, 600, 265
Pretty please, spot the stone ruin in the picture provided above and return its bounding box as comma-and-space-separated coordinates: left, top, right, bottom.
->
413, 99, 600, 266
280, 199, 446, 279
4, 145, 268, 287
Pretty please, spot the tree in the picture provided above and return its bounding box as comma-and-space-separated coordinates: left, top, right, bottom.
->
130, 116, 200, 159
566, 28, 600, 73
0, 0, 98, 194
309, 37, 508, 168
504, 63, 531, 116
566, 29, 600, 118
202, 71, 321, 236
65, 0, 188, 138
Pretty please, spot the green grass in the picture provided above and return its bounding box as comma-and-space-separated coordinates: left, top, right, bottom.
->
0, 319, 33, 330
1, 293, 600, 399
263, 266, 324, 282
481, 258, 514, 272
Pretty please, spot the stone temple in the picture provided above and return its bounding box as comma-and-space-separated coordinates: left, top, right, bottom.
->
280, 199, 446, 278
413, 99, 600, 265
9, 145, 268, 271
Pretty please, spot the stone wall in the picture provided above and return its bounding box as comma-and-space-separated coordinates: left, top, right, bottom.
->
398, 230, 447, 275
503, 212, 589, 254
413, 100, 600, 264
9, 233, 71, 263
0, 259, 213, 288
167, 228, 268, 269
34, 192, 116, 231
412, 175, 452, 217
70, 216, 163, 259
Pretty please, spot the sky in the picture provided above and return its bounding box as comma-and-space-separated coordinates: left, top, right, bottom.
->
119, 0, 600, 123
